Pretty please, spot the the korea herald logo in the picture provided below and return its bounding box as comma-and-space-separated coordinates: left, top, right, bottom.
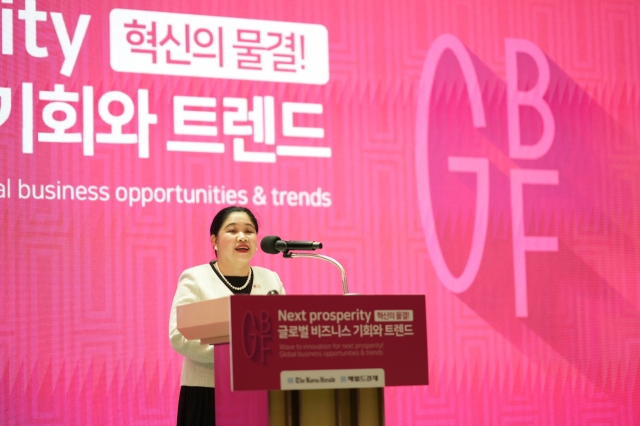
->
242, 310, 273, 364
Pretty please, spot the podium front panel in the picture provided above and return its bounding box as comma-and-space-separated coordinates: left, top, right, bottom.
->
228, 294, 428, 391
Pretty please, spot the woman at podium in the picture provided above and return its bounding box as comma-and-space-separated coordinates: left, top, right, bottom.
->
169, 206, 286, 425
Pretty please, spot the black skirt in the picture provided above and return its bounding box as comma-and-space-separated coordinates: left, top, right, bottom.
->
177, 386, 215, 426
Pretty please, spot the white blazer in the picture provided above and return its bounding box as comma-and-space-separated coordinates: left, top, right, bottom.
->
169, 263, 286, 387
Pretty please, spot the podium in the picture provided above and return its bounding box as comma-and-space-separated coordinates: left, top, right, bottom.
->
177, 294, 428, 425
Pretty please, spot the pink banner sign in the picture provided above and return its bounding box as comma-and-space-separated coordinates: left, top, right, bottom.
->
228, 295, 428, 391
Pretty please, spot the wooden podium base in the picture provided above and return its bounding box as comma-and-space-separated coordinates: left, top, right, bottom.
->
214, 344, 384, 426
269, 388, 384, 426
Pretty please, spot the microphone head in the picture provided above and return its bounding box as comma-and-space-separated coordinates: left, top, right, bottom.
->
260, 235, 281, 254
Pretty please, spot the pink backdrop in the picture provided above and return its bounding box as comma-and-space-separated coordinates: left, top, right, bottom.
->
1, 0, 639, 424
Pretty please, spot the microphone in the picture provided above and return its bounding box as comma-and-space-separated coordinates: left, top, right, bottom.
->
260, 235, 323, 254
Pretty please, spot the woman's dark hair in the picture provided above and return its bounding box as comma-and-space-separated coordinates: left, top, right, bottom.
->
209, 206, 259, 237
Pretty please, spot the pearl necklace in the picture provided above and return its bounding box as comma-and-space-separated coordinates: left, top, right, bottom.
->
213, 261, 252, 291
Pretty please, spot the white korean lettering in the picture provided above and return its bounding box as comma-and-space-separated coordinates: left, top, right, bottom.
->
167, 96, 223, 154
110, 9, 329, 84
223, 97, 252, 135
82, 86, 94, 156
282, 102, 323, 138
97, 91, 137, 144
38, 84, 81, 143
22, 82, 33, 154
233, 138, 275, 163
135, 89, 157, 158
277, 101, 330, 158
0, 87, 11, 126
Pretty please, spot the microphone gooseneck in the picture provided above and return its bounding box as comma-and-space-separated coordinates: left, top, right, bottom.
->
259, 235, 349, 294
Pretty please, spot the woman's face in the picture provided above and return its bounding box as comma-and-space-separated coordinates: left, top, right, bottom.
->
211, 212, 258, 268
